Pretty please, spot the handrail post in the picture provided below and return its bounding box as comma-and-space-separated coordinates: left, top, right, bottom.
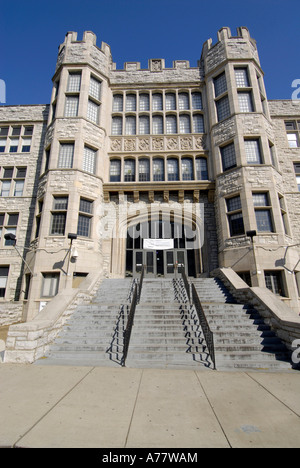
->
121, 266, 145, 367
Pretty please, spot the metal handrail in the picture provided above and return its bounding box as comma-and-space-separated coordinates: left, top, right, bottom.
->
191, 283, 216, 369
121, 266, 145, 367
181, 268, 191, 302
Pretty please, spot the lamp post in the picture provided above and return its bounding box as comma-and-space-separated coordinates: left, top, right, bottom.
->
66, 233, 78, 283
4, 233, 36, 276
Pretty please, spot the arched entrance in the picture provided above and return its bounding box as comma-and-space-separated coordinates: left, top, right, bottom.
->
125, 212, 203, 278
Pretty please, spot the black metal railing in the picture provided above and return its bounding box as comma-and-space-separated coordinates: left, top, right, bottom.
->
191, 283, 216, 369
121, 266, 145, 367
181, 268, 191, 302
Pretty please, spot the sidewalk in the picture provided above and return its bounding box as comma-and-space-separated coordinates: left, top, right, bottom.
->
1, 363, 300, 448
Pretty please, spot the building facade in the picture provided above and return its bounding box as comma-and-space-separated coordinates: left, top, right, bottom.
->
0, 26, 299, 323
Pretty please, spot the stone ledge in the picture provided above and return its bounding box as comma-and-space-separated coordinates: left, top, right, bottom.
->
4, 270, 103, 364
211, 267, 300, 349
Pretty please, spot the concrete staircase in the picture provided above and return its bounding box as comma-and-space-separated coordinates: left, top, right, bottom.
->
36, 279, 133, 367
125, 279, 212, 369
192, 278, 292, 371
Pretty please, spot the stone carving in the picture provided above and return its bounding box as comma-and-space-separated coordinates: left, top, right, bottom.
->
180, 136, 193, 150
166, 137, 178, 150
152, 137, 164, 151
111, 139, 122, 152
139, 138, 150, 151
124, 138, 136, 151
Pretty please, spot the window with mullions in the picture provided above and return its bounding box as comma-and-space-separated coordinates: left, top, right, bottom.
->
152, 115, 163, 134
264, 271, 286, 297
138, 159, 150, 182
153, 158, 164, 181
139, 94, 150, 111
77, 198, 93, 237
89, 76, 101, 101
126, 94, 136, 112
165, 93, 176, 111
152, 93, 163, 111
83, 146, 96, 174
193, 114, 204, 133
167, 158, 179, 181
238, 92, 254, 113
214, 72, 227, 97
245, 139, 262, 164
196, 158, 208, 180
192, 92, 203, 110
51, 196, 68, 235
113, 94, 123, 112
166, 115, 177, 134
221, 143, 237, 171
0, 213, 19, 246
124, 159, 136, 182
285, 121, 300, 148
226, 196, 245, 237
87, 99, 99, 124
181, 158, 193, 181
178, 93, 189, 110
216, 96, 231, 121
110, 159, 121, 182
64, 96, 79, 117
58, 143, 74, 169
112, 116, 122, 135
179, 115, 191, 134
41, 273, 60, 297
235, 68, 250, 88
67, 73, 81, 93
139, 115, 150, 135
253, 193, 274, 232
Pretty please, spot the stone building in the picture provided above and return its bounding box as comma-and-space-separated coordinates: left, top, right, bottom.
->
0, 26, 299, 324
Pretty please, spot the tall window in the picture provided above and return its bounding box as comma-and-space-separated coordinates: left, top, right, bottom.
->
110, 159, 121, 182
89, 76, 101, 101
178, 93, 189, 110
138, 159, 150, 181
0, 213, 19, 245
87, 99, 99, 124
166, 115, 177, 134
58, 143, 74, 169
238, 92, 254, 113
67, 73, 81, 93
192, 92, 203, 110
245, 139, 262, 164
112, 116, 122, 135
196, 158, 208, 180
113, 94, 123, 112
235, 68, 250, 88
42, 273, 60, 297
139, 94, 149, 111
167, 158, 179, 181
165, 93, 176, 110
139, 115, 150, 135
0, 167, 26, 197
253, 193, 274, 232
179, 115, 191, 134
0, 266, 9, 298
51, 196, 68, 235
125, 116, 136, 135
152, 115, 163, 134
152, 93, 163, 111
214, 72, 227, 97
83, 146, 96, 174
124, 159, 136, 182
193, 114, 204, 133
226, 196, 245, 236
216, 96, 231, 121
64, 96, 79, 117
77, 198, 93, 237
153, 158, 164, 181
221, 143, 237, 171
181, 158, 193, 181
126, 94, 136, 112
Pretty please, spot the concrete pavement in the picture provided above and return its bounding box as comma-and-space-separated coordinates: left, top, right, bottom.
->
1, 363, 300, 448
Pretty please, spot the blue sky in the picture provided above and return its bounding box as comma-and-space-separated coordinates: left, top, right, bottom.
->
1, 0, 299, 105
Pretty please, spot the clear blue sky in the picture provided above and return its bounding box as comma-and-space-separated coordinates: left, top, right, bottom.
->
1, 0, 299, 105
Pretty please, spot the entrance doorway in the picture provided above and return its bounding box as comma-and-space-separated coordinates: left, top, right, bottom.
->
125, 217, 200, 278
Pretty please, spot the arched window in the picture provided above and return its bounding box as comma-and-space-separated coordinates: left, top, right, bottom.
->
152, 115, 163, 134
192, 92, 203, 110
125, 116, 136, 135
153, 158, 164, 181
139, 94, 149, 111
126, 94, 136, 112
181, 158, 193, 180
179, 115, 191, 134
193, 114, 205, 133
178, 93, 189, 110
139, 115, 150, 135
166, 115, 177, 134
124, 159, 136, 182
112, 94, 123, 112
139, 159, 150, 181
152, 93, 163, 111
111, 116, 122, 135
110, 159, 121, 182
166, 93, 176, 110
167, 158, 179, 181
196, 157, 208, 180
